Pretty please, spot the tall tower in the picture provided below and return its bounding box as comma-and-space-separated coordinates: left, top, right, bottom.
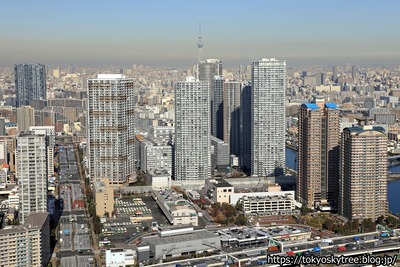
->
251, 58, 286, 177
332, 66, 338, 83
240, 83, 251, 173
174, 77, 211, 181
212, 75, 224, 140
198, 22, 203, 63
223, 80, 241, 156
339, 125, 388, 220
17, 106, 35, 132
323, 102, 340, 209
14, 63, 47, 107
87, 74, 136, 185
197, 59, 222, 135
17, 131, 48, 224
352, 65, 357, 79
297, 100, 340, 210
297, 103, 322, 209
30, 126, 55, 178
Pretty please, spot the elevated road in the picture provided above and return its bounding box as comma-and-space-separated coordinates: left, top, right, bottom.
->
146, 229, 400, 267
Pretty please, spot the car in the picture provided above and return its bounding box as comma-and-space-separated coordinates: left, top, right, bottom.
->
337, 246, 346, 251
345, 244, 357, 251
302, 251, 311, 256
286, 251, 295, 255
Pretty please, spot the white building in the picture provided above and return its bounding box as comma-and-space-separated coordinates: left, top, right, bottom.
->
87, 74, 136, 185
30, 126, 55, 178
152, 189, 198, 226
238, 192, 299, 216
174, 77, 211, 181
141, 141, 172, 176
251, 58, 286, 176
105, 248, 135, 267
16, 132, 48, 224
149, 169, 171, 189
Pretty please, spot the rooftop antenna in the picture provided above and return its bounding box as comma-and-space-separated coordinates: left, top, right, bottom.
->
197, 22, 203, 62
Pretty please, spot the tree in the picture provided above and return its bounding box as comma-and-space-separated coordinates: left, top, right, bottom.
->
235, 214, 247, 226
235, 201, 243, 211
376, 215, 385, 225
104, 212, 110, 218
93, 215, 101, 234
300, 203, 308, 216
323, 218, 334, 231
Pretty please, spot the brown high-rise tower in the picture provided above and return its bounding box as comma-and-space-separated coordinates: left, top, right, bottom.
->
297, 98, 340, 210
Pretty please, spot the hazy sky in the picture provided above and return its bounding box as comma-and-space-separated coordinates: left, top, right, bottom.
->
1, 0, 400, 67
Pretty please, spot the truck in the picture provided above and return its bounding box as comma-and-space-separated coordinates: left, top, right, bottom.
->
363, 235, 375, 241
267, 246, 280, 252
320, 239, 334, 247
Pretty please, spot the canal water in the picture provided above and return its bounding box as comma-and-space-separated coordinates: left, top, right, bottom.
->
285, 146, 400, 215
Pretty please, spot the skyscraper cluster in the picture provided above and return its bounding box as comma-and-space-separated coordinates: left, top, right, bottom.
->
297, 97, 388, 219
172, 58, 287, 180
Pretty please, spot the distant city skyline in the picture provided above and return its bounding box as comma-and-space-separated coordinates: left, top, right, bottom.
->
1, 0, 400, 67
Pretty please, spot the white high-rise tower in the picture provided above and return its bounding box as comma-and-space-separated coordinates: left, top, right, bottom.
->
251, 58, 286, 176
174, 77, 211, 180
17, 131, 48, 224
87, 74, 136, 185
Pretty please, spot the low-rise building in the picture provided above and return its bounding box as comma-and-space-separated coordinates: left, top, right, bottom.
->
152, 189, 198, 226
94, 178, 114, 217
105, 248, 135, 267
238, 193, 298, 216
139, 226, 220, 262
206, 179, 234, 204
149, 169, 171, 189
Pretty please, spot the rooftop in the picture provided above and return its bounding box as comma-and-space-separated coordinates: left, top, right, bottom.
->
144, 229, 218, 245
96, 74, 125, 79
345, 125, 386, 134
325, 102, 338, 109
302, 103, 320, 111
23, 212, 49, 229
212, 179, 233, 188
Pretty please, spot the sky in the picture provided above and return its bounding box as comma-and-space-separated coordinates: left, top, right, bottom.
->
1, 0, 400, 68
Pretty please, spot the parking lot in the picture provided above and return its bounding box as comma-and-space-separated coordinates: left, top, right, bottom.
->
141, 196, 169, 225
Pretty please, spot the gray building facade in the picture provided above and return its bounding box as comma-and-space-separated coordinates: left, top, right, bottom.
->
14, 63, 47, 107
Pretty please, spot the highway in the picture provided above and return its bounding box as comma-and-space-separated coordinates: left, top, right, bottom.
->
145, 229, 400, 267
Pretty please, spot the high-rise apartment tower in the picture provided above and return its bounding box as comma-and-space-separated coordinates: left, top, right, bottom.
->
251, 58, 286, 176
17, 132, 48, 224
14, 63, 47, 107
297, 98, 340, 210
87, 74, 136, 185
339, 125, 388, 220
174, 77, 211, 180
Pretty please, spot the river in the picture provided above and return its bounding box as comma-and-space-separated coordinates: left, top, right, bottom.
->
285, 146, 400, 215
